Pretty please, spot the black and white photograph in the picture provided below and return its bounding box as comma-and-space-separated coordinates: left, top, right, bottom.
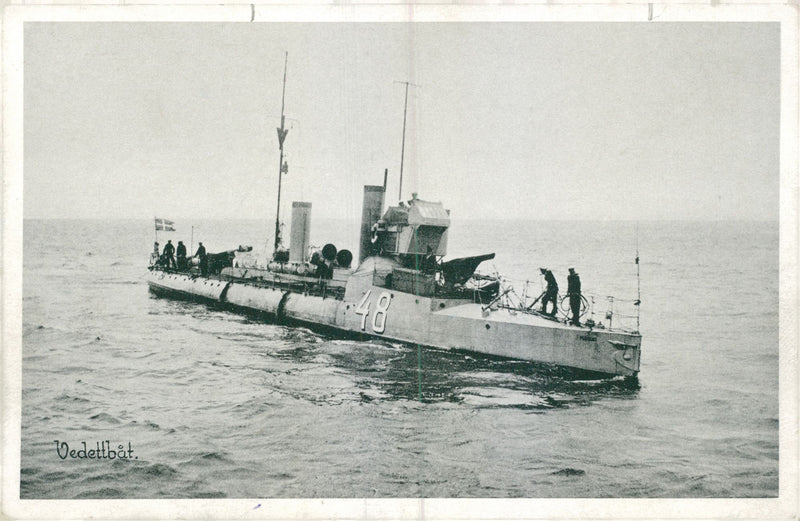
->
2, 4, 797, 520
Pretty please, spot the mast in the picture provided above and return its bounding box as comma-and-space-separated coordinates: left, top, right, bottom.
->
274, 52, 289, 254
398, 82, 409, 202
635, 223, 641, 331
394, 81, 419, 202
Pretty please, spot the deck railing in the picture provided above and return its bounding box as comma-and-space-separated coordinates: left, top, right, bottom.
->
482, 275, 641, 333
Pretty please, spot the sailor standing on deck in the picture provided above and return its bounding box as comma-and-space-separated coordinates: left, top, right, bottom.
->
163, 240, 176, 268
176, 241, 187, 270
421, 246, 437, 274
567, 267, 582, 326
195, 242, 207, 276
540, 268, 558, 316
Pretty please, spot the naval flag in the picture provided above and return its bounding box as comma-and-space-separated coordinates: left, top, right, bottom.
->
154, 218, 175, 232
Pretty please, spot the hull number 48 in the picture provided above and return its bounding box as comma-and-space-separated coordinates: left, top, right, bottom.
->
355, 290, 392, 333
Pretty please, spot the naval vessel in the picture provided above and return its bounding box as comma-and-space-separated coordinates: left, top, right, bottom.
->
146, 56, 642, 379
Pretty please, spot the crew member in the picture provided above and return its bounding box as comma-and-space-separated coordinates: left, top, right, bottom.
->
567, 267, 582, 326
195, 242, 207, 276
369, 222, 381, 256
176, 241, 187, 270
540, 268, 558, 316
163, 240, 176, 269
152, 242, 160, 266
421, 246, 437, 273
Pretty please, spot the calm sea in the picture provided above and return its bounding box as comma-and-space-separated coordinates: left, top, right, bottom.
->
20, 218, 778, 498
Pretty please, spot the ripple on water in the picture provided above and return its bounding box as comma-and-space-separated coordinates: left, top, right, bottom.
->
458, 387, 561, 410
88, 412, 121, 424
551, 468, 586, 476
191, 490, 227, 498
74, 487, 125, 499
130, 462, 178, 478
54, 393, 90, 403
176, 451, 234, 469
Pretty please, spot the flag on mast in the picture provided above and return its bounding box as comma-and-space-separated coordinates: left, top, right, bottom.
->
155, 218, 175, 232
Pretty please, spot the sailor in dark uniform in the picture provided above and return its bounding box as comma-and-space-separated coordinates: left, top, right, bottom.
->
176, 241, 187, 270
163, 240, 176, 268
421, 246, 437, 273
195, 242, 207, 276
567, 267, 582, 326
540, 268, 558, 316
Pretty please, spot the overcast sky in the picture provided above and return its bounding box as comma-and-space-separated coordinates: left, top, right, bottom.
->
23, 22, 779, 221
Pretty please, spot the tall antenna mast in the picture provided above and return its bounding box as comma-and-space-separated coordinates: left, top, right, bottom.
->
394, 80, 419, 202
274, 51, 289, 254
635, 223, 641, 332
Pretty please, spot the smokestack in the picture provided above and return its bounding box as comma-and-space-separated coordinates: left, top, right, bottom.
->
359, 185, 385, 264
290, 202, 312, 263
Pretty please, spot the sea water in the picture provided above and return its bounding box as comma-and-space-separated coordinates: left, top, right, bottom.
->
20, 219, 778, 498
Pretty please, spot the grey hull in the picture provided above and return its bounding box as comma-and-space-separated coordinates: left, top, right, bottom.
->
147, 270, 641, 377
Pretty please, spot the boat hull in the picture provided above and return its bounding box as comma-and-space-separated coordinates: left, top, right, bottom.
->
147, 270, 641, 377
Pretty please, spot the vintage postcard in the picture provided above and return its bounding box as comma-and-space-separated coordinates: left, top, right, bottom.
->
2, 2, 797, 520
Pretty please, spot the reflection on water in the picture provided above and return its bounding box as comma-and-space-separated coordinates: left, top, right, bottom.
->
329, 340, 640, 406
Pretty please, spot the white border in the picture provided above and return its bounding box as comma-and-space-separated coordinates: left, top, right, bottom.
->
2, 4, 798, 520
